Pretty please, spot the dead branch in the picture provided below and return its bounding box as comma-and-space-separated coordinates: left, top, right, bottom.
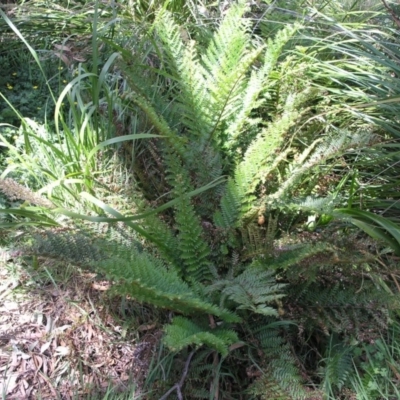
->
159, 350, 196, 400
381, 0, 400, 29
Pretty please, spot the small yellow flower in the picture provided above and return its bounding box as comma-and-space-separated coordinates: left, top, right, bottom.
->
58, 66, 63, 70
7, 84, 13, 90
12, 72, 17, 76
33, 85, 38, 89
74, 102, 78, 105
63, 80, 67, 83
12, 135, 18, 140
37, 107, 42, 110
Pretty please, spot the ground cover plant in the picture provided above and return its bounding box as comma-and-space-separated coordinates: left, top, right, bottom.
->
1, 0, 400, 399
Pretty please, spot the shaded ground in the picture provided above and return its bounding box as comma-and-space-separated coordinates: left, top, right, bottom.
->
0, 248, 161, 399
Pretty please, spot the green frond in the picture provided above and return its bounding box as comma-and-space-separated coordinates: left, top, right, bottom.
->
279, 195, 340, 214
240, 220, 276, 259
165, 152, 212, 282
156, 11, 211, 140
322, 338, 354, 392
251, 324, 308, 400
164, 316, 239, 356
272, 242, 334, 271
122, 91, 186, 157
235, 90, 308, 216
227, 23, 302, 147
289, 282, 392, 337
201, 3, 262, 145
213, 178, 241, 229
139, 212, 181, 266
32, 229, 105, 266
186, 146, 223, 216
30, 230, 239, 322
209, 265, 286, 316
268, 130, 376, 204
102, 252, 233, 320
154, 10, 185, 80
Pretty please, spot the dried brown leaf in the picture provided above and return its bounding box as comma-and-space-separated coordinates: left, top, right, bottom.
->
40, 341, 52, 354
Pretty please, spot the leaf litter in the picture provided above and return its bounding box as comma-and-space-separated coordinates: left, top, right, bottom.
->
0, 249, 160, 399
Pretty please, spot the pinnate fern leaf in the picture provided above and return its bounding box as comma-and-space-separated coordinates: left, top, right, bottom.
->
208, 265, 286, 316
164, 316, 239, 356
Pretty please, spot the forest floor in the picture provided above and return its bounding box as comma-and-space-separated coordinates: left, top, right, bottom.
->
0, 246, 159, 399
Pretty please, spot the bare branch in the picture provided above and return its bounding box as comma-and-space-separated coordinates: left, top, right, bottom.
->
381, 0, 400, 29
159, 350, 196, 400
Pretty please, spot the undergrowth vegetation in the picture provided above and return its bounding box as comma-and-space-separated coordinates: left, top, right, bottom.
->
1, 0, 400, 398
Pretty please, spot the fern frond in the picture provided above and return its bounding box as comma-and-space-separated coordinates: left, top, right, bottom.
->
165, 152, 212, 282
251, 324, 308, 400
208, 265, 286, 316
201, 2, 263, 145
289, 282, 392, 337
186, 146, 223, 216
227, 23, 301, 147
268, 130, 375, 204
154, 10, 185, 81
30, 230, 239, 322
235, 90, 310, 216
322, 337, 354, 392
164, 316, 239, 356
280, 195, 340, 214
139, 212, 181, 266
122, 91, 186, 157
240, 221, 276, 259
156, 12, 211, 140
272, 242, 334, 271
213, 178, 241, 229
103, 253, 235, 320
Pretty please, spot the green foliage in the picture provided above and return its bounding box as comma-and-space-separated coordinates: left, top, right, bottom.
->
166, 152, 212, 281
30, 229, 239, 322
288, 282, 392, 337
321, 335, 354, 394
208, 265, 286, 316
350, 321, 400, 400
2, 1, 400, 399
250, 322, 309, 400
164, 317, 238, 356
0, 52, 64, 125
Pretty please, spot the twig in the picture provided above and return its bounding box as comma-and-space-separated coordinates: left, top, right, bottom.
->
211, 351, 220, 400
381, 0, 400, 29
159, 350, 196, 400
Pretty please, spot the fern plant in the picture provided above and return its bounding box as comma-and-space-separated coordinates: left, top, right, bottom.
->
3, 1, 399, 399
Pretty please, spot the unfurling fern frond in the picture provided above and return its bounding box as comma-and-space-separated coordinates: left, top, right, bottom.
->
164, 316, 239, 356
240, 220, 276, 260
